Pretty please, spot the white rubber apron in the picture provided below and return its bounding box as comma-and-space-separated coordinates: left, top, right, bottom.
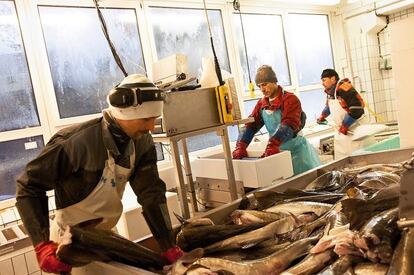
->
328, 93, 374, 159
51, 145, 135, 274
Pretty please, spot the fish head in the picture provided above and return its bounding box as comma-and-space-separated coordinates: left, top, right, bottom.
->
170, 248, 205, 275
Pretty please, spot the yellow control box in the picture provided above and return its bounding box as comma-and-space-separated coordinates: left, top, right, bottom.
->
215, 84, 234, 124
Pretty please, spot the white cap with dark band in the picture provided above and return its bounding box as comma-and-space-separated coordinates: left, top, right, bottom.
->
106, 74, 164, 120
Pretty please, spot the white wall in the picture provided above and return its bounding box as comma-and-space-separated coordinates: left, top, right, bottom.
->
389, 15, 414, 148
336, 1, 414, 124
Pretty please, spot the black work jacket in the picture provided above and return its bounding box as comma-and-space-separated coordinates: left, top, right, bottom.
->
15, 112, 167, 246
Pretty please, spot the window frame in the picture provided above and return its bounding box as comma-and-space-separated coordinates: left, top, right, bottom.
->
22, 0, 151, 132
225, 4, 337, 119
0, 0, 341, 203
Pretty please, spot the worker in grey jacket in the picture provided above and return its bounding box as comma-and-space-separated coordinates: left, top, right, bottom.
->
15, 74, 183, 274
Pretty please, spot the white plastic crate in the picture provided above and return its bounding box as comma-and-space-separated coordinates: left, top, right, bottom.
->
192, 149, 293, 188
116, 185, 181, 242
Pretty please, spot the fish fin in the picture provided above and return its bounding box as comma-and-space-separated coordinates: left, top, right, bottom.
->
287, 211, 301, 226
173, 212, 187, 225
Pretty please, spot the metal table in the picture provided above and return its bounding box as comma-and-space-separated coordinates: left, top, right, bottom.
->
152, 118, 253, 219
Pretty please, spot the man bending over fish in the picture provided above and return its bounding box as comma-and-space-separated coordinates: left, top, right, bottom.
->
15, 74, 183, 274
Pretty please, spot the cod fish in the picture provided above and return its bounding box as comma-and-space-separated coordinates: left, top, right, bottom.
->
341, 185, 400, 229
317, 255, 364, 275
176, 222, 268, 251
354, 262, 389, 275
194, 236, 319, 275
230, 209, 289, 225
387, 228, 414, 275
166, 248, 204, 275
203, 214, 314, 254
354, 208, 400, 263
356, 171, 400, 189
280, 249, 335, 275
341, 163, 402, 176
57, 225, 165, 270
253, 189, 342, 210
304, 171, 349, 192
265, 201, 333, 217
208, 241, 291, 262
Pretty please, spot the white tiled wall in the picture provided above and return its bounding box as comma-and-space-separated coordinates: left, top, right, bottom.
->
342, 6, 414, 124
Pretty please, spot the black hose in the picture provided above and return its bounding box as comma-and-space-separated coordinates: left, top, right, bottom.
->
93, 0, 128, 77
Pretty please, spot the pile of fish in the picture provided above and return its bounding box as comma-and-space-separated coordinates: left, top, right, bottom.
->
167, 161, 414, 275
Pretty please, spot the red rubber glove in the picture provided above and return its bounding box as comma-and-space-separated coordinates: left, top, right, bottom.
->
35, 241, 72, 274
261, 138, 281, 158
339, 125, 348, 135
161, 246, 184, 264
316, 116, 328, 125
232, 141, 248, 159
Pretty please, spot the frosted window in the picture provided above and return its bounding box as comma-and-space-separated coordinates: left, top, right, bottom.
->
0, 136, 44, 200
234, 13, 290, 91
0, 1, 39, 131
289, 14, 334, 86
299, 88, 326, 123
185, 126, 238, 153
148, 7, 230, 79
39, 6, 145, 118
148, 6, 230, 152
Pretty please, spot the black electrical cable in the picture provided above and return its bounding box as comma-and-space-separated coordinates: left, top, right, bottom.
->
202, 0, 224, 86
93, 0, 128, 77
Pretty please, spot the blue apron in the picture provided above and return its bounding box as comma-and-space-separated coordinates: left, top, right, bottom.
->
261, 109, 321, 175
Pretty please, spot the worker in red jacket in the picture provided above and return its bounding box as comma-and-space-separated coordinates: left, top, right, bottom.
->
232, 65, 320, 175
317, 69, 375, 159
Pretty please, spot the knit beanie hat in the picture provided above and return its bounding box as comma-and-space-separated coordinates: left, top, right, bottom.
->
255, 65, 278, 86
107, 74, 163, 120
321, 69, 339, 80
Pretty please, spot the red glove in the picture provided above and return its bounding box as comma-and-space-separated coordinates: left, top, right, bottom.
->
161, 246, 184, 264
261, 138, 281, 158
316, 116, 328, 125
339, 125, 348, 135
35, 241, 72, 274
232, 141, 248, 159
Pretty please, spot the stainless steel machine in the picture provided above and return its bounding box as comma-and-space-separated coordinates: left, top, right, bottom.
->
161, 87, 223, 136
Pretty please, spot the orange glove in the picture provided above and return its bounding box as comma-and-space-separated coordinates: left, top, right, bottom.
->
261, 138, 281, 158
35, 241, 72, 274
232, 141, 248, 159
